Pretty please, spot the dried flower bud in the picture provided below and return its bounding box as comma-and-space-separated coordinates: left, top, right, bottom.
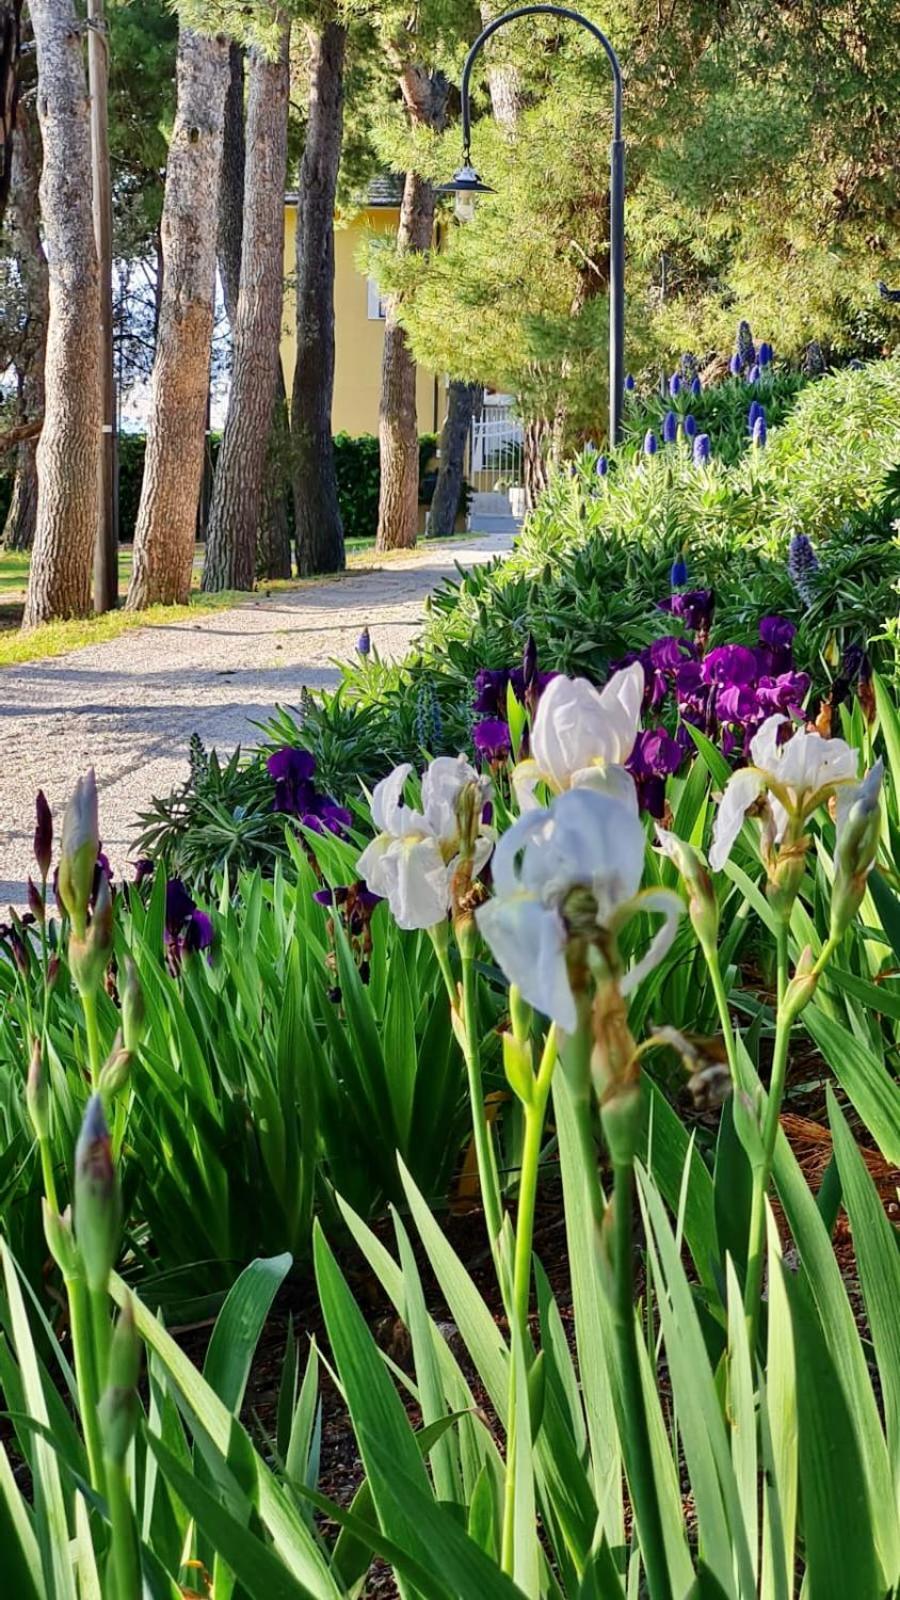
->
74, 1095, 121, 1293
98, 1297, 141, 1464
47, 954, 61, 991
57, 771, 99, 936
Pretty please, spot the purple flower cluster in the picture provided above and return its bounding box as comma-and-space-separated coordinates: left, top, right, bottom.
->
471, 650, 556, 766
165, 878, 213, 959
266, 748, 352, 838
650, 614, 809, 760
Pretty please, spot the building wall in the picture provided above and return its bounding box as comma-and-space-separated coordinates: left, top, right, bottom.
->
281, 204, 444, 440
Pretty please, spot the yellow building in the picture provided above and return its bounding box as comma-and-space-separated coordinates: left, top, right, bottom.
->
281, 178, 445, 439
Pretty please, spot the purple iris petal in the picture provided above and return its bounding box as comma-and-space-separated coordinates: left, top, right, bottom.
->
183, 910, 214, 953
473, 668, 509, 716
132, 858, 154, 887
628, 728, 683, 779
702, 644, 758, 687
759, 615, 796, 651
658, 589, 715, 634
716, 683, 759, 725
317, 801, 353, 837
473, 718, 512, 763
650, 634, 694, 674
165, 878, 196, 932
757, 671, 810, 716
267, 748, 316, 785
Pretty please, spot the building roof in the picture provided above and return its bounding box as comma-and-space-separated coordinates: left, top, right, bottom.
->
285, 173, 404, 210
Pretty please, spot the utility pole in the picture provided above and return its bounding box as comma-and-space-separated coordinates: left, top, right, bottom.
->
87, 0, 118, 612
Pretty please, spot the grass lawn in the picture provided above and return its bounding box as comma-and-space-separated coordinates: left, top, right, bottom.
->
0, 535, 404, 668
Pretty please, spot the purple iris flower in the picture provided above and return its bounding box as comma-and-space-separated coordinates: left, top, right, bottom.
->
729, 353, 743, 376
302, 802, 353, 838
690, 375, 702, 396
627, 729, 684, 819
473, 668, 510, 717
644, 430, 659, 456
473, 718, 512, 764
752, 415, 767, 447
165, 878, 214, 961
132, 858, 154, 887
843, 643, 871, 683
663, 410, 678, 445
669, 373, 682, 396
670, 553, 688, 588
625, 373, 636, 392
659, 588, 715, 635
684, 413, 697, 439
267, 748, 318, 814
596, 453, 609, 477
693, 433, 711, 465
702, 644, 758, 687
759, 615, 796, 652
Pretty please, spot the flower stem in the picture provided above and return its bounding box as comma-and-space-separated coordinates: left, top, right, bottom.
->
459, 947, 503, 1254
500, 1027, 557, 1578
611, 1158, 672, 1600
105, 1452, 140, 1598
702, 938, 742, 1090
90, 1283, 113, 1394
67, 1274, 107, 1497
82, 989, 103, 1092
743, 916, 791, 1348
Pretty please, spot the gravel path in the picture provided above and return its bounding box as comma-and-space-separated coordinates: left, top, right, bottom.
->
0, 533, 510, 904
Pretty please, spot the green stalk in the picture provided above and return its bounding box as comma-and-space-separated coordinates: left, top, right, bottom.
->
743, 916, 790, 1348
82, 989, 103, 1092
67, 1275, 107, 1497
459, 945, 503, 1254
38, 1135, 59, 1214
90, 1283, 113, 1393
703, 940, 742, 1090
611, 1158, 673, 1600
105, 1454, 139, 1599
500, 1028, 557, 1578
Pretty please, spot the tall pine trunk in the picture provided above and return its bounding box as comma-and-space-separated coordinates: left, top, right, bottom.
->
375, 66, 448, 554
0, 0, 20, 226
428, 382, 481, 538
203, 25, 289, 593
23, 0, 100, 626
479, 2, 524, 131
291, 20, 345, 577
257, 363, 293, 579
217, 41, 244, 329
2, 93, 47, 552
127, 27, 229, 610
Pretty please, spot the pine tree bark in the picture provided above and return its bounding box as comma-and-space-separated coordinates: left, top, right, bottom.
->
523, 417, 553, 508
479, 2, 524, 132
127, 27, 229, 609
203, 25, 289, 594
217, 40, 244, 328
428, 381, 481, 538
1, 95, 47, 552
257, 362, 292, 579
22, 0, 100, 626
0, 0, 20, 227
375, 66, 448, 554
291, 20, 346, 577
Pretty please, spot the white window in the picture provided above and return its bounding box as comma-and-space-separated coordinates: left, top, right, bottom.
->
367, 277, 387, 320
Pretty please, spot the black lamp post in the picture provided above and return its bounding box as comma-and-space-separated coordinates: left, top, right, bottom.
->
438, 4, 626, 445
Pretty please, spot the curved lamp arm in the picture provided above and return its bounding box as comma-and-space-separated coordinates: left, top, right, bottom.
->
455, 3, 626, 445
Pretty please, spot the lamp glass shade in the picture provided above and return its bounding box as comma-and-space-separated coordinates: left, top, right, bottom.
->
455, 189, 477, 223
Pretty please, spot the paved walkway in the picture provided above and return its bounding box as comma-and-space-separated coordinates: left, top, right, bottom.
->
0, 533, 511, 905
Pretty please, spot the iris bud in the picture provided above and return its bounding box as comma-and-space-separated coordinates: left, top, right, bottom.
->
34, 791, 53, 881
74, 1095, 121, 1293
43, 1201, 80, 1279
121, 957, 145, 1053
98, 1297, 141, 1464
830, 762, 883, 939
27, 1038, 49, 1143
57, 771, 99, 937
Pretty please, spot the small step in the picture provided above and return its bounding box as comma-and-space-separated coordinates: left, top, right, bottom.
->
468, 514, 521, 534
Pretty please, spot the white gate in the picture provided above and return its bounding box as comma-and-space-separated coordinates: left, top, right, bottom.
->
469, 397, 523, 493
